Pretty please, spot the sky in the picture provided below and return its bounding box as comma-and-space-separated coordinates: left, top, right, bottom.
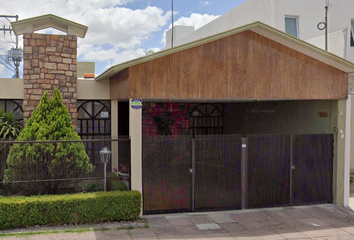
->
0, 0, 247, 78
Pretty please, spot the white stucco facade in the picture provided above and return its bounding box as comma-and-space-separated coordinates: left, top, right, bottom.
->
167, 0, 354, 62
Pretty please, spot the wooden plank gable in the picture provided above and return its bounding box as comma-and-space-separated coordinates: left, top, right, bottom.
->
111, 30, 348, 100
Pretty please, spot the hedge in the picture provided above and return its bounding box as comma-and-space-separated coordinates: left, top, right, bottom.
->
0, 191, 141, 230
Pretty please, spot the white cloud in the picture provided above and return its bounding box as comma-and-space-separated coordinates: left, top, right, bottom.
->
199, 1, 210, 7
161, 13, 219, 45
0, 0, 171, 75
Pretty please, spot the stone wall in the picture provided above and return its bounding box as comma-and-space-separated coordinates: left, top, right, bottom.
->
22, 33, 78, 128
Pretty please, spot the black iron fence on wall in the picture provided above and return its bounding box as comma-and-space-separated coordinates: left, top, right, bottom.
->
143, 134, 334, 214
0, 138, 131, 196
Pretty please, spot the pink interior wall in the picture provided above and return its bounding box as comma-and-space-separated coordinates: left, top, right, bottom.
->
142, 103, 190, 137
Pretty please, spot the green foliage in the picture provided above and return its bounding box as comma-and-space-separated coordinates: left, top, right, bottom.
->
0, 110, 22, 186
0, 191, 141, 230
0, 110, 22, 140
111, 181, 128, 191
350, 173, 354, 184
3, 89, 94, 194
107, 172, 128, 191
77, 182, 101, 193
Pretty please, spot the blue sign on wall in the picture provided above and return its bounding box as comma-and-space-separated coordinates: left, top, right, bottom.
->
131, 99, 142, 110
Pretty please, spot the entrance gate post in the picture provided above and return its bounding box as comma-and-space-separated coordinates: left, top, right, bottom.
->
241, 137, 248, 210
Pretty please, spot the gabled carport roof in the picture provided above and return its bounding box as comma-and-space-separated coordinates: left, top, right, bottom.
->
96, 21, 354, 81
11, 14, 88, 38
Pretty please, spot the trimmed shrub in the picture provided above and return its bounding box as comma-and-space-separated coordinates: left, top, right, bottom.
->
0, 190, 141, 230
4, 89, 94, 194
107, 172, 128, 191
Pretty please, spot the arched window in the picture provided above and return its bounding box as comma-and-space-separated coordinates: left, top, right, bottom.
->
77, 100, 111, 175
189, 103, 223, 137
77, 100, 111, 138
0, 100, 23, 120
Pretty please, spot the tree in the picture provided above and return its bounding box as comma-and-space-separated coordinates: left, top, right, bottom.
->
4, 88, 94, 194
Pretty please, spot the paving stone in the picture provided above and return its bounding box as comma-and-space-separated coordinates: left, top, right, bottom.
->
246, 211, 276, 221
174, 225, 203, 235
235, 237, 261, 240
282, 219, 314, 232
238, 220, 268, 230
230, 230, 261, 240
153, 232, 183, 239
265, 210, 293, 221
151, 226, 183, 235
104, 230, 131, 239
320, 207, 352, 218
229, 213, 255, 222
205, 232, 234, 238
187, 215, 213, 225
297, 217, 331, 228
76, 231, 98, 240
283, 209, 312, 219
279, 231, 308, 239
51, 232, 81, 240
321, 228, 351, 236
340, 226, 354, 234
196, 223, 221, 230
258, 233, 286, 240
208, 214, 235, 223
166, 216, 193, 226
146, 217, 172, 227
321, 217, 354, 228
219, 222, 246, 232
181, 234, 209, 239
301, 229, 329, 238
260, 220, 282, 228
301, 207, 334, 218
129, 229, 157, 239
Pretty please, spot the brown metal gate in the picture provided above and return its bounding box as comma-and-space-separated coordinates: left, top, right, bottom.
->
142, 134, 333, 213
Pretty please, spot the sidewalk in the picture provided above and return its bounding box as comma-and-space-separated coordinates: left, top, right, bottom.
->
2, 204, 354, 239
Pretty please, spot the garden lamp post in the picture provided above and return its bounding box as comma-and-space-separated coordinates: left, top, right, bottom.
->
100, 146, 111, 191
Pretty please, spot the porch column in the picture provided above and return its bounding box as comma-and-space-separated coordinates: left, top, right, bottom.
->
333, 100, 346, 206
111, 100, 119, 172
129, 98, 142, 194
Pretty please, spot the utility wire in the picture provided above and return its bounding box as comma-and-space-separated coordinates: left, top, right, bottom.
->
0, 0, 13, 14
0, 59, 16, 73
4, 33, 15, 44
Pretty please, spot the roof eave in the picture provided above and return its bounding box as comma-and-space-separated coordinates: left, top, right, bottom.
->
11, 14, 88, 38
96, 21, 354, 81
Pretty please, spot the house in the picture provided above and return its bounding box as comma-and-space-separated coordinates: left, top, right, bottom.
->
1, 13, 354, 213
97, 21, 354, 213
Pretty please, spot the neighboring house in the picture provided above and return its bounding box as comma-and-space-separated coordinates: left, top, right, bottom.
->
1, 13, 354, 214
166, 0, 354, 61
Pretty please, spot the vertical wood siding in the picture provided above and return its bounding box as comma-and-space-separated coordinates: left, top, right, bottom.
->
111, 30, 348, 100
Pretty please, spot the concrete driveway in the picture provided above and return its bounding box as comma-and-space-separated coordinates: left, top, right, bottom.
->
2, 204, 354, 239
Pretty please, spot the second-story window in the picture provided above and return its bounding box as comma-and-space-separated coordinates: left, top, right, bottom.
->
285, 16, 299, 38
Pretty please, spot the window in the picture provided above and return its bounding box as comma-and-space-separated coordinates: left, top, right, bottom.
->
285, 16, 298, 38
351, 20, 354, 47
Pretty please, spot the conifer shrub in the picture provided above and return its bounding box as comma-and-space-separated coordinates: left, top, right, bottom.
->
4, 88, 94, 194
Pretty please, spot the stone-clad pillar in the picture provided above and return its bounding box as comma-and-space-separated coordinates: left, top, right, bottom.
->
22, 33, 78, 128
